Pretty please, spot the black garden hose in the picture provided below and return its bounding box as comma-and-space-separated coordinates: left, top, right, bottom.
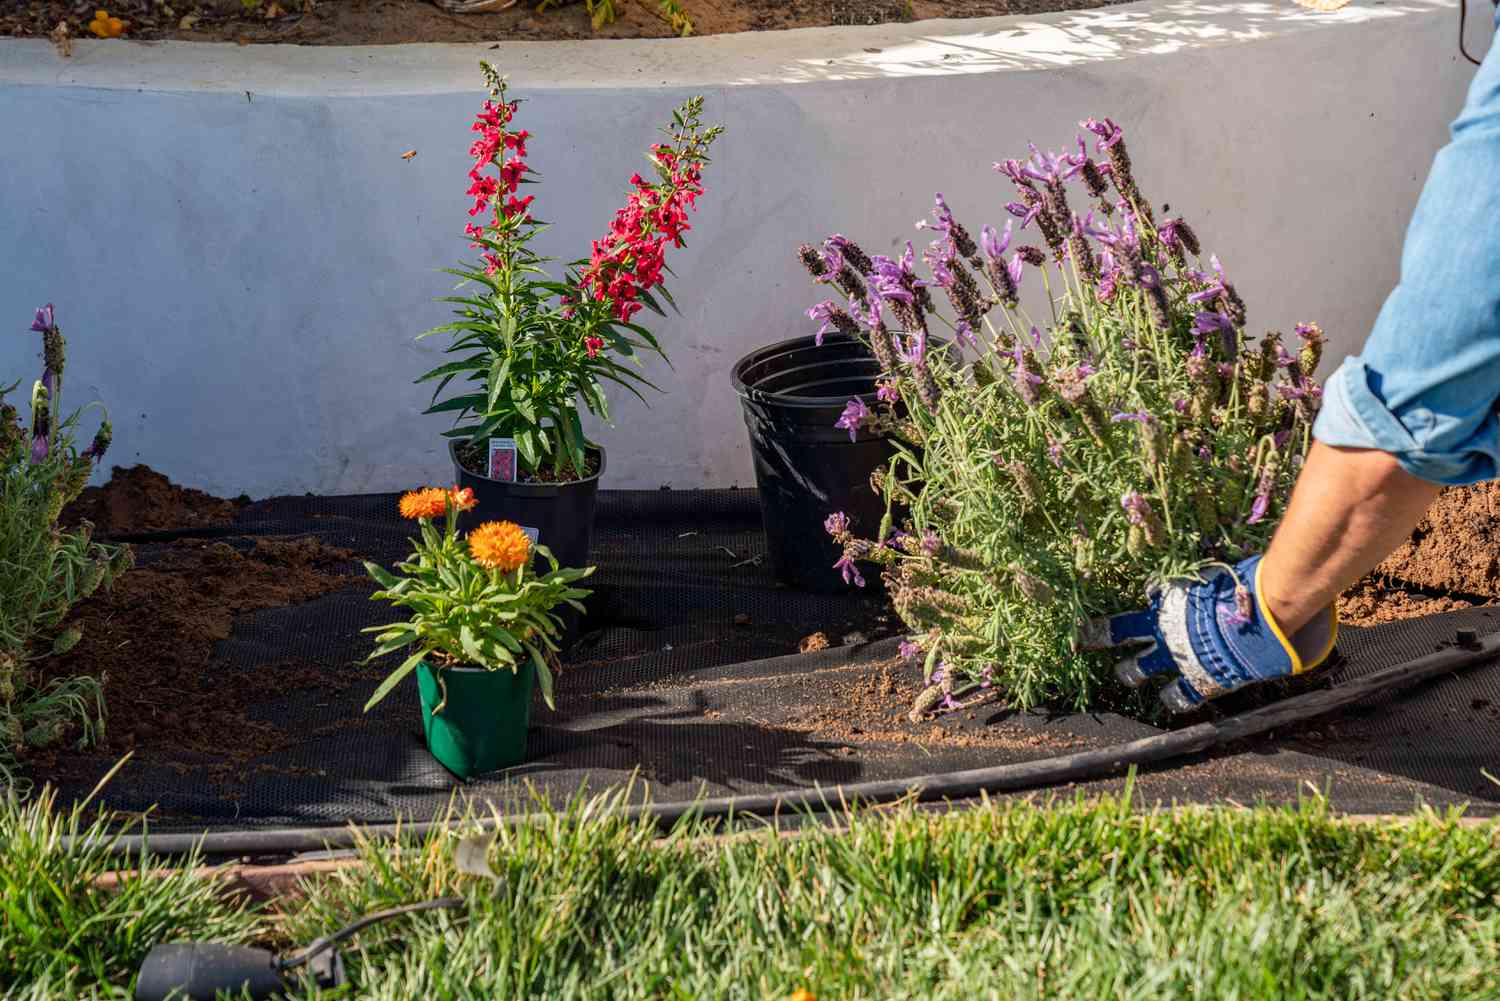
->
78, 626, 1500, 858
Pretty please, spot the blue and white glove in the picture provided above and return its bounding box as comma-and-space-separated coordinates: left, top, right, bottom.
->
1080, 555, 1338, 712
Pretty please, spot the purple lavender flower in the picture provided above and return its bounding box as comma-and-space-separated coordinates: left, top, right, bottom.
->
30, 304, 55, 334
954, 320, 978, 350
824, 511, 851, 537
898, 326, 927, 366
834, 397, 871, 442
834, 554, 866, 588
898, 639, 921, 660
1080, 117, 1124, 150
1247, 493, 1270, 525
1121, 491, 1151, 526
1110, 411, 1154, 424
869, 242, 927, 307
876, 380, 900, 404
981, 221, 1013, 261
1005, 200, 1041, 230
807, 300, 857, 346
1096, 268, 1121, 303
825, 235, 874, 275
1046, 437, 1064, 467
29, 434, 48, 464
1193, 311, 1234, 337
1007, 253, 1025, 287
920, 529, 940, 555
994, 159, 1032, 187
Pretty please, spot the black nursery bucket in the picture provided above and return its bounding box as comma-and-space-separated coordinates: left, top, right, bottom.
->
732, 333, 892, 593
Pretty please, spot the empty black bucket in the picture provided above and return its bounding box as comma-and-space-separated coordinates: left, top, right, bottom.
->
732, 333, 892, 593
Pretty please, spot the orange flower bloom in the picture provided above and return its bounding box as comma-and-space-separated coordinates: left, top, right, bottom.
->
789, 991, 816, 1001
468, 520, 531, 572
449, 486, 478, 512
398, 487, 448, 520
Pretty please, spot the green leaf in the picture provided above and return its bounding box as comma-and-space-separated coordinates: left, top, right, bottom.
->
528, 645, 555, 709
363, 650, 426, 712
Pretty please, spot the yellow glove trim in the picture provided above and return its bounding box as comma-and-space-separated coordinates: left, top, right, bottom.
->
1254, 560, 1338, 675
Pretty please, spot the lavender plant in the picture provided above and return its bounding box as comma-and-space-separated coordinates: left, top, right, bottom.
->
801, 118, 1326, 714
1, 305, 128, 788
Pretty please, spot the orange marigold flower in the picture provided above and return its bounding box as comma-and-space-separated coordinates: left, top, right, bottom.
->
449, 486, 478, 512
789, 991, 816, 1001
398, 487, 448, 520
468, 520, 531, 572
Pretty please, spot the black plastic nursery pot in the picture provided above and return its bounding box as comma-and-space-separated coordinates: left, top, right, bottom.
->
449, 440, 605, 574
732, 332, 894, 594
416, 659, 535, 780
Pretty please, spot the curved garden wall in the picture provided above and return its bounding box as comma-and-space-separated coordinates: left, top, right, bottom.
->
0, 0, 1488, 496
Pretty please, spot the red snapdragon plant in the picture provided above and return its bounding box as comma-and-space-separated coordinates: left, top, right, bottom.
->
420, 63, 722, 480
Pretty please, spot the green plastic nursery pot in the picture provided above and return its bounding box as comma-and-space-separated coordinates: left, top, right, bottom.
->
416, 660, 535, 780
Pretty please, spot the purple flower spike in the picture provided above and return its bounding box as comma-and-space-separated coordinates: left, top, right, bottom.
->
1007, 253, 1025, 287
1080, 117, 1124, 150
807, 300, 839, 346
824, 511, 851, 537
920, 529, 940, 555
898, 327, 928, 366
954, 320, 978, 350
1005, 200, 1041, 230
898, 639, 921, 660
1193, 311, 1234, 337
29, 434, 48, 464
1110, 411, 1153, 424
1121, 490, 1152, 526
834, 397, 871, 442
30, 304, 55, 334
1247, 492, 1271, 525
917, 192, 956, 237
834, 554, 866, 588
876, 380, 900, 404
981, 221, 1013, 260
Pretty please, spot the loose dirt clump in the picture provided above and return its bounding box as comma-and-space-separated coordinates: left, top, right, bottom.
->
63, 464, 245, 538
1374, 481, 1500, 598
1338, 579, 1481, 628
22, 535, 363, 779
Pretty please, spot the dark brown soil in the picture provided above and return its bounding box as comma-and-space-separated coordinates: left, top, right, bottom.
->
453, 439, 601, 485
6, 0, 1129, 47
21, 536, 364, 781
63, 464, 246, 538
1374, 481, 1500, 598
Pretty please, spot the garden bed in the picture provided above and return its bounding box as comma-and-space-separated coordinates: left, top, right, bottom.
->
18, 467, 1500, 826
6, 0, 1131, 47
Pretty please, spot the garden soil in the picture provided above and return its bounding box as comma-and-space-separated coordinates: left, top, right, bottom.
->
7, 0, 1131, 47
62, 464, 245, 538
22, 475, 1500, 827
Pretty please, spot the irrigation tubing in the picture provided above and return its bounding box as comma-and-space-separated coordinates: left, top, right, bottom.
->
78, 626, 1500, 858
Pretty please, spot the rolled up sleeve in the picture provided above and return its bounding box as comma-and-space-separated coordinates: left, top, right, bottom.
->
1312, 28, 1500, 487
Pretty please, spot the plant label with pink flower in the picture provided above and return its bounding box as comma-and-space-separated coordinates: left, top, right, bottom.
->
488, 437, 518, 483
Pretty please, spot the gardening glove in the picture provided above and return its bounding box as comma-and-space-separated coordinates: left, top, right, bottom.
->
1079, 555, 1338, 713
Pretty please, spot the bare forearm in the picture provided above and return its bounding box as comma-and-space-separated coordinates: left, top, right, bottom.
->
1259, 441, 1442, 633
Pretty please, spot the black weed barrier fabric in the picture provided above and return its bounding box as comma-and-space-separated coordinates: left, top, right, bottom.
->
34, 490, 1500, 827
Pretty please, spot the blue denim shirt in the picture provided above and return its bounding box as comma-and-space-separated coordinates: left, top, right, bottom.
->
1314, 7, 1500, 485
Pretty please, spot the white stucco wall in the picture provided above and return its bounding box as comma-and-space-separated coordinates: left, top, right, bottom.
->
0, 0, 1491, 496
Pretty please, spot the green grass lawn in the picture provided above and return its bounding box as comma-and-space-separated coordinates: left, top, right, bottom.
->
4, 783, 1500, 1000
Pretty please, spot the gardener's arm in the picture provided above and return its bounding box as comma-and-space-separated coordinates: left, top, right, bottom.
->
1087, 18, 1500, 710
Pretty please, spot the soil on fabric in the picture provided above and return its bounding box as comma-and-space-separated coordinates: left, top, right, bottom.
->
1373, 481, 1500, 599
62, 464, 246, 538
7, 0, 1131, 46
21, 536, 364, 785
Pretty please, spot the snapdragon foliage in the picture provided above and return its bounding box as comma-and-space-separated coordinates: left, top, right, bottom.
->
803, 119, 1326, 712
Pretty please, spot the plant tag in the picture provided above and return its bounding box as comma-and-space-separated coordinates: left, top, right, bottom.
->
487, 437, 517, 482
520, 526, 540, 544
